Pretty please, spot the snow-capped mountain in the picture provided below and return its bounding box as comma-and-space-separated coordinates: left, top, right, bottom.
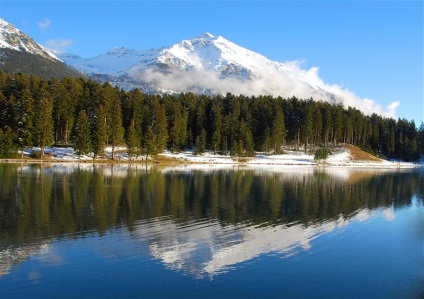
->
60, 32, 400, 117
0, 18, 82, 79
0, 18, 58, 61
59, 32, 336, 100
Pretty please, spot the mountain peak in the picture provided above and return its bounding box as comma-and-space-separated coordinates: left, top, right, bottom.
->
0, 17, 59, 61
197, 32, 215, 39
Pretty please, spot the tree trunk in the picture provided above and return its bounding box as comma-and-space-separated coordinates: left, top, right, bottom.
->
40, 146, 45, 159
64, 120, 69, 145
304, 137, 308, 154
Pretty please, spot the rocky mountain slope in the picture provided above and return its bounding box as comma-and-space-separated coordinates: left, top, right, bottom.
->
0, 18, 82, 79
59, 32, 337, 102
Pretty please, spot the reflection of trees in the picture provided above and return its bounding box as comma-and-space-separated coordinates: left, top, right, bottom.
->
0, 164, 422, 247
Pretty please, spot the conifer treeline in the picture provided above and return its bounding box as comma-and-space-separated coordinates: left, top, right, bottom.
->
0, 72, 422, 161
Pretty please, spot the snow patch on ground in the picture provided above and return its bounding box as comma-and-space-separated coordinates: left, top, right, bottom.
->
6, 146, 421, 169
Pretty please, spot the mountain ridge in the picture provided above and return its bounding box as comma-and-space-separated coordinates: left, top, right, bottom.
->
0, 18, 82, 79
0, 18, 398, 118
0, 18, 59, 61
59, 32, 338, 103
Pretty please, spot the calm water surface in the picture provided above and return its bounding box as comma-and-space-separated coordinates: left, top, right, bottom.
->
0, 164, 422, 298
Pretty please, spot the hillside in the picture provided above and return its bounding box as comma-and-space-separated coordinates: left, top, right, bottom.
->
344, 145, 382, 162
0, 18, 83, 80
0, 48, 83, 80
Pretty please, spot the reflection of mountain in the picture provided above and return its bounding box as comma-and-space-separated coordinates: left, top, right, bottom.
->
132, 207, 384, 278
0, 164, 422, 271
0, 242, 50, 276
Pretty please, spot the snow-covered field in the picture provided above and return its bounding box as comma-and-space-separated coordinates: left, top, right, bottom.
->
5, 146, 421, 169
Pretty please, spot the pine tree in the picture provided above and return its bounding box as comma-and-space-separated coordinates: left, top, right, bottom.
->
231, 139, 244, 157
301, 100, 314, 153
149, 97, 168, 153
34, 93, 54, 159
211, 102, 222, 154
126, 120, 141, 160
313, 106, 323, 146
73, 110, 92, 156
331, 105, 343, 147
13, 90, 35, 157
91, 106, 107, 160
322, 105, 332, 148
240, 120, 255, 156
271, 107, 286, 154
169, 102, 188, 150
50, 78, 75, 145
418, 122, 424, 156
194, 128, 206, 154
108, 94, 124, 160
212, 130, 221, 155
0, 127, 17, 158
144, 126, 158, 160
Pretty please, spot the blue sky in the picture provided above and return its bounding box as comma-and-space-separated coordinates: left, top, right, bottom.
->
1, 0, 422, 124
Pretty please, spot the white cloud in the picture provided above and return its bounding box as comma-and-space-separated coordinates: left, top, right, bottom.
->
135, 61, 399, 118
44, 39, 74, 53
37, 18, 51, 32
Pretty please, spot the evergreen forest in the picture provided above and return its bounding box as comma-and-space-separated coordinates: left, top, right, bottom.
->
0, 71, 422, 161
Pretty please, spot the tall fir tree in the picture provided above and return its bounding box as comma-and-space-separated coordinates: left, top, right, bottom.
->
144, 126, 158, 159
271, 107, 286, 154
126, 120, 141, 160
73, 110, 92, 156
108, 93, 124, 160
34, 93, 54, 159
0, 127, 17, 158
13, 90, 35, 157
91, 106, 107, 160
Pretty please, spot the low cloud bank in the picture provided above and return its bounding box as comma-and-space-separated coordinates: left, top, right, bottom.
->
134, 61, 398, 118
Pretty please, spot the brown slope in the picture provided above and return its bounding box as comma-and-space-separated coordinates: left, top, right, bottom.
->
344, 144, 382, 162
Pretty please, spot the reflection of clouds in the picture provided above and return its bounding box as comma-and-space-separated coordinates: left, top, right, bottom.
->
0, 243, 50, 276
133, 203, 404, 278
382, 208, 396, 222
133, 214, 361, 278
353, 209, 376, 222
35, 249, 63, 266
28, 270, 41, 284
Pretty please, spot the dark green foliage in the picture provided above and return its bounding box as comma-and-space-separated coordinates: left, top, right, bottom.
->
73, 110, 92, 156
144, 126, 158, 158
0, 128, 18, 158
91, 107, 107, 160
126, 121, 141, 160
231, 139, 244, 157
104, 83, 124, 159
271, 106, 286, 154
168, 100, 188, 150
0, 71, 420, 161
33, 89, 54, 158
0, 48, 82, 80
194, 129, 206, 155
314, 148, 330, 162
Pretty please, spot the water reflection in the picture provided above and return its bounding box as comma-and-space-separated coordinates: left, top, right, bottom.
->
0, 163, 422, 278
130, 204, 405, 278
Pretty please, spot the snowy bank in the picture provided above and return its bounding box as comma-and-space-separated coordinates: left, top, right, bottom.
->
3, 146, 422, 169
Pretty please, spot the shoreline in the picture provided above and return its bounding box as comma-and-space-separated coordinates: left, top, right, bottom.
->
0, 157, 421, 169
2, 145, 421, 169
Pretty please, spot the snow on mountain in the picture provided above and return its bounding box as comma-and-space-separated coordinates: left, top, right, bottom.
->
60, 32, 398, 117
0, 18, 59, 61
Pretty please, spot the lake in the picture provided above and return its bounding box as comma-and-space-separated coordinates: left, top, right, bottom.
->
0, 163, 422, 298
